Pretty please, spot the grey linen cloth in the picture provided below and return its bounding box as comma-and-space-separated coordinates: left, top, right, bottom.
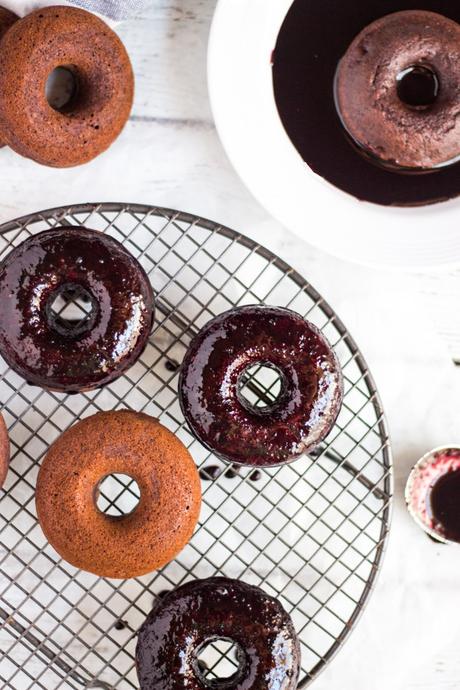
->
6, 0, 150, 21
70, 0, 149, 20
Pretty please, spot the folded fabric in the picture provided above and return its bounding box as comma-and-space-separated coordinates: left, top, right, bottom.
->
3, 0, 150, 21
68, 0, 149, 20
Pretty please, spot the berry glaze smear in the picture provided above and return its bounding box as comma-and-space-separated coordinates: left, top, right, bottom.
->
406, 447, 460, 542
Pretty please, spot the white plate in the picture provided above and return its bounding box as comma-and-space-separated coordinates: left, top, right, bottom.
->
208, 0, 460, 270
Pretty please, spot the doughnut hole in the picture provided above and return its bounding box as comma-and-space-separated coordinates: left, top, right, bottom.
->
194, 637, 246, 687
237, 362, 287, 414
96, 473, 141, 518
45, 66, 79, 112
45, 282, 99, 338
396, 65, 440, 110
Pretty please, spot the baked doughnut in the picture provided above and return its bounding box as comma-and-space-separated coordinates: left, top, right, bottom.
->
335, 11, 460, 170
0, 411, 10, 489
0, 227, 154, 393
179, 305, 343, 467
136, 577, 300, 690
0, 7, 18, 148
0, 7, 17, 38
36, 411, 202, 579
0, 6, 134, 167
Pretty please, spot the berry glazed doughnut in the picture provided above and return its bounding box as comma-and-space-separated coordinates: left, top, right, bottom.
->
335, 11, 460, 171
179, 305, 343, 467
136, 577, 300, 690
0, 411, 10, 489
0, 6, 134, 167
0, 7, 18, 148
0, 227, 154, 393
36, 411, 202, 579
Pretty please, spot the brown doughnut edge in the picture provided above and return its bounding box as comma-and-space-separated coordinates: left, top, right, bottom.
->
0, 7, 19, 148
335, 10, 460, 170
0, 411, 10, 489
36, 410, 202, 579
0, 6, 134, 167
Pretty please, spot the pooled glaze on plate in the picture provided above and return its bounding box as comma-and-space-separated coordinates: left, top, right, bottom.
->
272, 0, 460, 206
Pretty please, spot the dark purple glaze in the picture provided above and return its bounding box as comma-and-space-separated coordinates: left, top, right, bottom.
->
136, 577, 300, 690
225, 466, 240, 479
179, 306, 343, 467
272, 0, 460, 206
199, 466, 262, 482
200, 465, 222, 481
0, 227, 154, 392
429, 468, 460, 543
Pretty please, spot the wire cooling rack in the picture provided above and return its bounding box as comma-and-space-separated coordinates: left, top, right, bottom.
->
0, 203, 392, 689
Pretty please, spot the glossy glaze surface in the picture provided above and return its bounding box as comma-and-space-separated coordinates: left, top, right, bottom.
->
0, 227, 154, 392
179, 306, 343, 467
272, 0, 460, 206
136, 577, 300, 690
430, 466, 460, 543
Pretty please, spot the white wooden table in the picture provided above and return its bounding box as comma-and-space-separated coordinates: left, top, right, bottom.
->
2, 2, 460, 689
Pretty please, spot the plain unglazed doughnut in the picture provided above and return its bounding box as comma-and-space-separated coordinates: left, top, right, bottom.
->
0, 7, 17, 39
0, 7, 18, 148
36, 411, 202, 579
0, 6, 134, 167
335, 11, 460, 170
0, 411, 10, 489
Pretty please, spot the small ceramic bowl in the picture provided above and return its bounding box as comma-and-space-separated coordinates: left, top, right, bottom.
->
405, 445, 460, 543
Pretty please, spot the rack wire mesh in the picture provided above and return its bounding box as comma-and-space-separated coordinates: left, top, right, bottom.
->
0, 203, 392, 689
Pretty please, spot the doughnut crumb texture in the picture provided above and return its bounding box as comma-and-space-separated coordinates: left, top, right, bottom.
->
0, 6, 18, 148
0, 412, 9, 489
335, 10, 460, 170
36, 411, 202, 579
0, 6, 134, 167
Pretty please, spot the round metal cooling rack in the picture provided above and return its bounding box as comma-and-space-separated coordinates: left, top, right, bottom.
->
0, 203, 392, 689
